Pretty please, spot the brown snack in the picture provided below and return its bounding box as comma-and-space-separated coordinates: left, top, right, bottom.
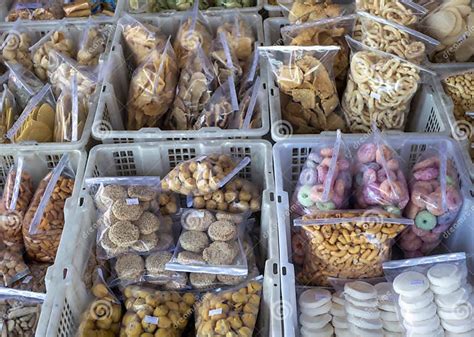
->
210, 36, 243, 86
0, 244, 29, 286
189, 272, 217, 289
179, 230, 209, 253
356, 0, 418, 26
217, 273, 246, 286
48, 60, 97, 98
157, 193, 179, 215
77, 25, 108, 66
11, 262, 50, 293
134, 212, 160, 235
442, 71, 474, 122
108, 221, 140, 248
207, 221, 237, 242
131, 232, 159, 253
202, 241, 238, 265
98, 185, 128, 209
112, 199, 144, 221
115, 253, 145, 283
122, 20, 166, 67
6, 0, 63, 21
1, 32, 33, 70
288, 0, 345, 24
174, 18, 213, 69
0, 297, 42, 337
177, 251, 205, 265
128, 185, 158, 202
54, 89, 88, 143
217, 19, 255, 63
22, 175, 74, 263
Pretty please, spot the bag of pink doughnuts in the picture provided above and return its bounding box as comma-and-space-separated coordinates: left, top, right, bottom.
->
399, 144, 463, 258
354, 125, 410, 214
291, 130, 352, 215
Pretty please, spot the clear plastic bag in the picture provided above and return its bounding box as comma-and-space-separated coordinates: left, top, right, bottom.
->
441, 67, 474, 121
356, 11, 439, 64
0, 23, 35, 71
164, 46, 216, 131
193, 76, 240, 130
0, 84, 17, 143
6, 0, 63, 21
356, 0, 428, 26
165, 209, 250, 276
0, 157, 33, 245
210, 32, 243, 86
161, 154, 250, 196
10, 262, 49, 293
229, 76, 261, 129
281, 15, 356, 95
295, 209, 412, 286
120, 15, 167, 67
6, 62, 43, 111
342, 36, 433, 132
238, 49, 259, 100
291, 130, 352, 215
194, 276, 263, 337
399, 145, 463, 258
259, 45, 346, 134
281, 0, 355, 24
353, 125, 410, 213
0, 243, 30, 286
22, 154, 75, 263
127, 39, 179, 130
119, 285, 197, 337
77, 20, 109, 67
216, 13, 255, 64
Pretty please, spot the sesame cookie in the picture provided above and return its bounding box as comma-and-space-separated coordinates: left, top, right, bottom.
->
134, 211, 160, 235
207, 220, 238, 241
131, 232, 158, 252
146, 251, 172, 275
217, 273, 246, 286
128, 185, 158, 201
182, 209, 215, 231
115, 253, 144, 281
179, 230, 209, 253
112, 199, 144, 221
155, 233, 174, 251
216, 212, 245, 223
202, 241, 238, 265
190, 273, 217, 289
177, 251, 205, 265
101, 228, 128, 256
108, 221, 140, 247
100, 185, 127, 204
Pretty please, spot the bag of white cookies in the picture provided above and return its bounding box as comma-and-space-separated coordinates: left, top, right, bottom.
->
0, 23, 36, 71
294, 209, 412, 286
77, 19, 110, 67
259, 45, 346, 134
229, 76, 262, 129
356, 11, 439, 64
127, 38, 179, 130
281, 0, 355, 24
216, 13, 255, 66
342, 36, 433, 132
161, 154, 251, 196
6, 83, 56, 144
356, 0, 428, 27
210, 32, 243, 86
291, 130, 353, 215
0, 84, 17, 142
194, 275, 263, 337
6, 62, 43, 111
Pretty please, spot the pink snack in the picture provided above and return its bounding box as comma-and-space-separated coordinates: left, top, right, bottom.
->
375, 144, 393, 164
413, 167, 439, 181
357, 143, 376, 164
320, 147, 333, 157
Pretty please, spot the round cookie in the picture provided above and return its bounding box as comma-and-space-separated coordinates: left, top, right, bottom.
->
182, 209, 215, 231
177, 251, 205, 265
332, 291, 346, 306
441, 318, 474, 334
207, 220, 237, 241
101, 229, 128, 256
380, 310, 399, 322
347, 315, 383, 330
345, 293, 378, 308
335, 327, 352, 337
131, 232, 158, 252
402, 315, 440, 334
100, 185, 127, 204
298, 288, 332, 310
330, 302, 345, 317
202, 241, 238, 265
349, 325, 384, 337
345, 302, 380, 320
112, 199, 144, 221
301, 301, 332, 317
435, 283, 472, 309
446, 330, 474, 337
431, 279, 464, 295
401, 303, 437, 322
215, 212, 246, 223
300, 323, 333, 337
108, 221, 140, 247
393, 271, 430, 297
134, 211, 160, 235
332, 316, 349, 329
345, 281, 377, 300
217, 273, 246, 286
189, 273, 217, 289
145, 251, 172, 274
383, 320, 403, 333
115, 253, 144, 281
179, 230, 209, 253
428, 263, 463, 287
299, 313, 332, 329
127, 185, 157, 201
383, 332, 403, 337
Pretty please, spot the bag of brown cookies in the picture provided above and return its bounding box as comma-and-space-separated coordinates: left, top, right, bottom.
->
210, 32, 243, 86
229, 76, 262, 129
0, 84, 18, 143
6, 61, 43, 111
77, 19, 110, 67
281, 0, 355, 24
216, 13, 255, 65
0, 22, 35, 71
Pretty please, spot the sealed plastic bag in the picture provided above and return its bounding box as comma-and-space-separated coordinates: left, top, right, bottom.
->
127, 39, 179, 130
281, 15, 356, 95
356, 0, 428, 26
229, 76, 261, 129
356, 12, 439, 64
441, 67, 474, 120
0, 23, 34, 71
282, 0, 355, 24
0, 84, 17, 143
399, 146, 463, 258
295, 209, 412, 286
238, 49, 259, 99
6, 0, 63, 21
0, 244, 30, 286
120, 285, 197, 336
291, 130, 352, 215
54, 74, 88, 142
0, 157, 33, 245
6, 83, 55, 144
354, 125, 410, 213
194, 276, 262, 337
193, 76, 240, 130
10, 262, 49, 293
216, 14, 255, 64
342, 36, 433, 132
6, 62, 43, 111
164, 46, 216, 130
173, 1, 213, 69
22, 154, 75, 263
259, 45, 346, 134
161, 154, 250, 196
77, 20, 109, 66
120, 15, 167, 67
210, 32, 243, 86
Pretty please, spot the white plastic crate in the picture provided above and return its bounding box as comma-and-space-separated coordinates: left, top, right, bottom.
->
0, 148, 86, 337
273, 134, 474, 337
92, 13, 269, 143
42, 139, 283, 337
263, 17, 452, 142
263, 0, 285, 16
0, 20, 116, 150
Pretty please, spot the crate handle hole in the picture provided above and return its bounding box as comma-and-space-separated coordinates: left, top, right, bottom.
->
79, 197, 84, 207
62, 268, 68, 280
273, 263, 278, 275
277, 195, 282, 203
269, 192, 275, 202
282, 266, 287, 276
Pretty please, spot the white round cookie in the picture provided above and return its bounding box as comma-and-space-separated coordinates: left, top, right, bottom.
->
393, 271, 430, 297
435, 283, 472, 309
375, 282, 395, 299
334, 327, 352, 337
379, 301, 397, 312
332, 316, 349, 329
345, 293, 378, 308
403, 315, 441, 334
380, 310, 399, 322
401, 303, 437, 323
441, 317, 474, 334
427, 263, 463, 287
332, 290, 345, 306
347, 315, 383, 330
348, 325, 384, 337
299, 313, 332, 330
383, 320, 403, 333
300, 300, 332, 317
383, 331, 403, 337
299, 288, 332, 310
431, 278, 464, 295
398, 290, 434, 311
409, 327, 444, 337
345, 302, 380, 319
345, 281, 377, 300
330, 302, 346, 317
300, 323, 333, 337
446, 330, 474, 337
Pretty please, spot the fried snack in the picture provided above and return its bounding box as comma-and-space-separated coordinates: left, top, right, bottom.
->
174, 18, 213, 69
288, 0, 345, 24
442, 71, 474, 120
216, 19, 255, 63
54, 91, 88, 142
356, 0, 418, 26
77, 25, 108, 66
122, 20, 166, 66
1, 32, 33, 70
12, 102, 55, 143
0, 86, 16, 143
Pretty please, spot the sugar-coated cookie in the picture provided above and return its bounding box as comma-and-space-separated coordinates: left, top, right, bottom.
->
345, 281, 377, 300
393, 271, 430, 297
398, 290, 434, 311
299, 288, 332, 310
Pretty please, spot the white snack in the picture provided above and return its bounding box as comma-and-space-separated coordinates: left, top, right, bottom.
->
330, 302, 346, 317
380, 310, 399, 322
301, 300, 332, 316
299, 288, 332, 310
375, 282, 395, 299
401, 303, 437, 323
427, 263, 463, 287
332, 316, 349, 329
334, 327, 352, 337
345, 302, 380, 319
409, 327, 444, 337
438, 302, 473, 321
431, 278, 464, 295
349, 325, 384, 337
446, 330, 474, 337
345, 293, 378, 308
379, 301, 397, 312
300, 323, 334, 337
398, 290, 434, 311
403, 315, 441, 334
299, 313, 332, 330
382, 320, 404, 333
435, 283, 472, 309
347, 314, 383, 330
441, 318, 474, 333
345, 281, 377, 300
383, 331, 403, 337
393, 271, 430, 297
333, 291, 346, 306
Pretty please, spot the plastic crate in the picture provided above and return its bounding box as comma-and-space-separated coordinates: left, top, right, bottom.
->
263, 0, 285, 16
273, 134, 474, 337
91, 13, 269, 143
41, 139, 283, 337
0, 20, 116, 150
0, 148, 86, 337
263, 17, 452, 142
429, 62, 474, 180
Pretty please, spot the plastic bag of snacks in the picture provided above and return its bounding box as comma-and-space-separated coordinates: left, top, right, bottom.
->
281, 15, 357, 95
342, 37, 433, 132
356, 12, 439, 64
173, 2, 213, 69
127, 39, 179, 130
259, 45, 346, 134
216, 14, 255, 65
10, 262, 50, 293
0, 23, 35, 71
120, 285, 197, 337
399, 145, 463, 258
238, 49, 258, 100
354, 125, 410, 213
356, 0, 428, 26
77, 20, 109, 67
6, 0, 63, 21
0, 244, 30, 286
384, 252, 473, 336
229, 76, 262, 129
165, 209, 249, 276
22, 154, 75, 263
440, 66, 474, 121
161, 154, 250, 196
210, 32, 242, 86
6, 84, 55, 144
194, 276, 263, 337
6, 62, 43, 111
164, 46, 216, 131
0, 157, 34, 245
0, 84, 17, 143
295, 209, 412, 286
120, 15, 167, 67
291, 130, 352, 215
281, 0, 355, 24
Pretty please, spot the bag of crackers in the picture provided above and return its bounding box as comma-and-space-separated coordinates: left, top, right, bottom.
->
0, 84, 17, 143
294, 209, 412, 286
229, 76, 262, 129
